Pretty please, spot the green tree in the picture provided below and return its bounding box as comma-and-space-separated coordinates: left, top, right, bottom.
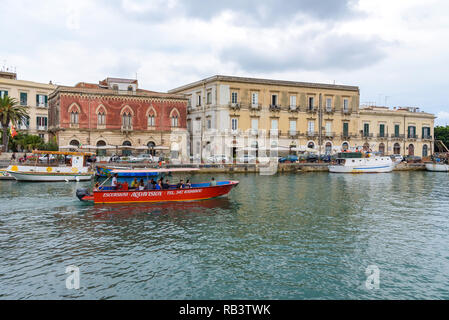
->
0, 96, 28, 152
434, 125, 449, 150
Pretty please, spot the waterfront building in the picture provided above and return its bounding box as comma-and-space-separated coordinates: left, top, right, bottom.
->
0, 71, 56, 142
169, 75, 435, 159
48, 77, 189, 161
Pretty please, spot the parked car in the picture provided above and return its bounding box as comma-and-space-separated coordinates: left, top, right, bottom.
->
404, 155, 422, 163
109, 155, 121, 163
320, 154, 332, 162
207, 154, 229, 163
129, 154, 153, 163
306, 154, 319, 163
279, 155, 299, 163
237, 154, 257, 163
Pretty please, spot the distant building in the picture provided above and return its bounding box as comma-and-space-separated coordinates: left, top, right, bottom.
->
169, 75, 435, 158
48, 77, 189, 161
0, 71, 56, 142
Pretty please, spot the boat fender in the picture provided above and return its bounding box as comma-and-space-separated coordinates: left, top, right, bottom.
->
76, 188, 90, 201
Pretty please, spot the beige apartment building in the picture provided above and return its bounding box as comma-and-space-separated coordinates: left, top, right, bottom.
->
169, 75, 435, 158
0, 71, 56, 142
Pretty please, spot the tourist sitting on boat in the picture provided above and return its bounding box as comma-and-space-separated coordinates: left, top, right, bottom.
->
155, 180, 162, 190
138, 179, 145, 191
210, 177, 217, 186
131, 178, 139, 189
176, 179, 185, 189
185, 179, 191, 188
112, 173, 119, 189
162, 179, 170, 189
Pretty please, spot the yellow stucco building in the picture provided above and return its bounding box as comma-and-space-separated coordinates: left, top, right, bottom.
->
169, 75, 435, 158
0, 71, 56, 142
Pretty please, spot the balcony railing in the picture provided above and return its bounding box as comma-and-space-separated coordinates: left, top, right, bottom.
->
37, 126, 47, 131
324, 131, 335, 138
362, 133, 374, 138
422, 135, 433, 140
36, 103, 48, 108
250, 103, 262, 111
342, 109, 351, 115
325, 108, 333, 113
121, 125, 133, 131
228, 102, 241, 110
288, 130, 299, 138
306, 131, 318, 137
289, 105, 298, 112
269, 104, 281, 111
391, 134, 405, 139
269, 129, 280, 137
377, 133, 387, 139
307, 106, 317, 113
341, 133, 358, 139
407, 134, 418, 139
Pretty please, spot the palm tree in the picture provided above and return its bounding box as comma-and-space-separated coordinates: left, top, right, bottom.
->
0, 96, 28, 152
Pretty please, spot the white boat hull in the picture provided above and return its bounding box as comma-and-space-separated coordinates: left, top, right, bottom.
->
329, 164, 394, 173
425, 163, 449, 172
8, 171, 93, 182
329, 156, 395, 173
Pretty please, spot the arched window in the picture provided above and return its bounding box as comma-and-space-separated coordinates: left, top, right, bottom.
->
69, 140, 80, 147
325, 142, 332, 154
70, 111, 79, 124
342, 142, 349, 151
379, 143, 385, 155
122, 140, 132, 156
394, 143, 401, 155
147, 141, 156, 156
408, 144, 415, 156
96, 140, 106, 156
122, 111, 132, 129
422, 144, 428, 157
170, 109, 180, 128
96, 105, 106, 126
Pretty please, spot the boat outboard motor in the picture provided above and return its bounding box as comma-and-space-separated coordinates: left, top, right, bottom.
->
76, 188, 90, 201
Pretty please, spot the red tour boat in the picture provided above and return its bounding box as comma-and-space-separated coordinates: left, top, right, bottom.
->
76, 168, 239, 204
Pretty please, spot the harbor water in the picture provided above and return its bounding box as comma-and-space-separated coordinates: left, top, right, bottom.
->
0, 171, 448, 299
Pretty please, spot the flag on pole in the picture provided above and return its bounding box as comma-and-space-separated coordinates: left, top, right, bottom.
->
10, 125, 17, 138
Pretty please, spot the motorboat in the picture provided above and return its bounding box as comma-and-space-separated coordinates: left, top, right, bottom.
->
329, 152, 395, 173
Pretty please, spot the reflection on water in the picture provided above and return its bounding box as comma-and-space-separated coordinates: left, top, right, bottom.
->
0, 172, 449, 299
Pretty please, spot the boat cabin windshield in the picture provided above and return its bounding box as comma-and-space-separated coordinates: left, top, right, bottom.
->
336, 159, 346, 165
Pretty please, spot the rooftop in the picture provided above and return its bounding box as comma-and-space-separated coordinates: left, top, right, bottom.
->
169, 75, 360, 93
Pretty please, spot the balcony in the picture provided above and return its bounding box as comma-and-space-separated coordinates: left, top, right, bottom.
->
391, 134, 405, 140
362, 133, 374, 138
307, 106, 317, 113
37, 126, 47, 131
306, 131, 318, 138
121, 125, 133, 132
341, 133, 357, 139
269, 104, 281, 112
18, 125, 29, 130
407, 134, 418, 140
69, 123, 79, 129
36, 103, 48, 108
324, 131, 335, 138
422, 135, 433, 140
288, 105, 298, 112
377, 133, 388, 139
228, 102, 241, 110
325, 108, 334, 114
250, 103, 262, 111
288, 130, 299, 138
269, 129, 281, 137
342, 109, 351, 115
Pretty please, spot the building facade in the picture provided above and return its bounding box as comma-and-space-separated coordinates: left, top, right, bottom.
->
169, 75, 435, 159
48, 77, 189, 161
0, 71, 56, 142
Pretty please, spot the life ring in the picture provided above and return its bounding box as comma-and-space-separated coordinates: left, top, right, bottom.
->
11, 165, 18, 172
46, 167, 53, 172
71, 167, 78, 173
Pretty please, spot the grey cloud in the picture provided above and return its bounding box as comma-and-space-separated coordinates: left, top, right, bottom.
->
218, 33, 389, 72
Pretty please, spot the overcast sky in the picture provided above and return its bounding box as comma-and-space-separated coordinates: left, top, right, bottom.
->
1, 0, 448, 124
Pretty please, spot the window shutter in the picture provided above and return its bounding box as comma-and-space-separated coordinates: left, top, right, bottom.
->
45, 96, 48, 105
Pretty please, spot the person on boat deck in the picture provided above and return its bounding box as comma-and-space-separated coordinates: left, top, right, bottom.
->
210, 177, 217, 186
176, 179, 185, 189
145, 178, 155, 190
162, 179, 170, 189
112, 173, 119, 189
131, 178, 139, 189
93, 182, 100, 192
138, 179, 145, 191
155, 180, 162, 190
185, 179, 191, 188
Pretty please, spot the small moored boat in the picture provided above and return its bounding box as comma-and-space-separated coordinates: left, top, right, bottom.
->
7, 150, 94, 182
329, 152, 395, 173
425, 163, 449, 172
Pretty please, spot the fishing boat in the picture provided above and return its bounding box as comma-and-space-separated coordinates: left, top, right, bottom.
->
76, 168, 239, 204
329, 152, 395, 173
425, 163, 449, 172
7, 150, 94, 182
0, 166, 15, 180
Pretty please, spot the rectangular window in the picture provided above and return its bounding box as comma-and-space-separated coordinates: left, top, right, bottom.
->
408, 126, 416, 138
231, 92, 238, 104
39, 134, 45, 140
251, 118, 258, 133
379, 124, 385, 137
0, 90, 7, 98
231, 118, 238, 131
271, 119, 278, 130
36, 116, 48, 129
271, 94, 278, 106
395, 124, 400, 137
308, 121, 315, 134
326, 98, 332, 111
308, 97, 314, 110
343, 98, 349, 111
343, 122, 349, 137
290, 95, 296, 108
364, 123, 369, 136
422, 127, 430, 138
147, 115, 155, 127
197, 94, 201, 106
325, 121, 332, 135
207, 91, 212, 104
71, 112, 79, 124
171, 116, 178, 127
207, 118, 211, 129
289, 120, 296, 135
20, 92, 27, 106
251, 92, 258, 107
36, 94, 48, 107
